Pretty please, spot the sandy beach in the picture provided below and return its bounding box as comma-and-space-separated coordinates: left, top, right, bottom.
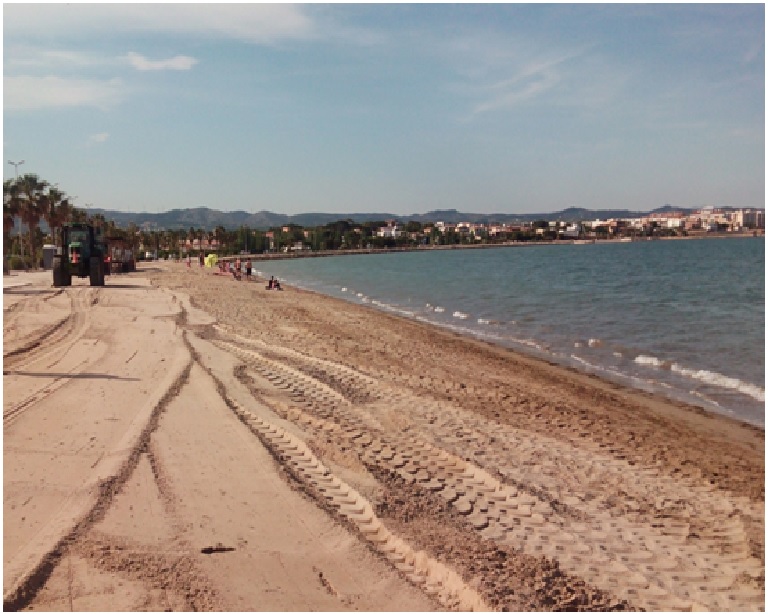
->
4, 261, 764, 611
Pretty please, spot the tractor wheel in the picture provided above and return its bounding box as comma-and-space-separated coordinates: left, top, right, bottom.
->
62, 261, 72, 286
52, 256, 65, 287
89, 256, 102, 286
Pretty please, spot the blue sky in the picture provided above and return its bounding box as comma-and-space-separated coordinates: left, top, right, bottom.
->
3, 3, 764, 216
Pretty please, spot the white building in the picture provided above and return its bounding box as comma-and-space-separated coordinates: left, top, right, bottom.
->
376, 221, 404, 239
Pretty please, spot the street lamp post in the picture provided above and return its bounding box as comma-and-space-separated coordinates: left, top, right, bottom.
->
7, 159, 25, 264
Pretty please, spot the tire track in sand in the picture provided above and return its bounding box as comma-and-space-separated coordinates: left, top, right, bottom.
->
214, 332, 764, 612
188, 333, 488, 611
3, 324, 193, 612
4, 289, 102, 428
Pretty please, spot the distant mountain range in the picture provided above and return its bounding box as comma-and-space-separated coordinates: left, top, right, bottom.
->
88, 204, 732, 231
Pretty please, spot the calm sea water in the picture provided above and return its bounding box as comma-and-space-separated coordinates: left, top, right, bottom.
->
255, 238, 765, 427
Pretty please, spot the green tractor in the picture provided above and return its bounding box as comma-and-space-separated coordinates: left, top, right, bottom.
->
52, 223, 106, 287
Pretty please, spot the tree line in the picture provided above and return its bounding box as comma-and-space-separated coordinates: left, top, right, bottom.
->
3, 173, 145, 270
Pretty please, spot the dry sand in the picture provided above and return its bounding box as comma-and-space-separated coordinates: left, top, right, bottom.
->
3, 261, 764, 611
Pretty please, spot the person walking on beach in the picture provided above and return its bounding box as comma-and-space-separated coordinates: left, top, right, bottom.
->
199, 252, 204, 267
245, 259, 252, 280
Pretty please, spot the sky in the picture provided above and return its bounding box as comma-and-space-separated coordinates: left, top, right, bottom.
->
3, 3, 765, 216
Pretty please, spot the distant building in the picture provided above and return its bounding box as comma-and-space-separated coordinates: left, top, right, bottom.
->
376, 221, 403, 239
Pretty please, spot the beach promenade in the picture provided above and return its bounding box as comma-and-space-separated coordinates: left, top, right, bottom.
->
3, 262, 764, 611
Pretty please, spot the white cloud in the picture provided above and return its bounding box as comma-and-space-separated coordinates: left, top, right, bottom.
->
88, 132, 110, 145
4, 76, 124, 111
4, 4, 315, 44
125, 52, 198, 71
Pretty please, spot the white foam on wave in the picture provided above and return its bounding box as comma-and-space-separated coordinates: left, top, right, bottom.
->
477, 318, 490, 325
588, 338, 602, 348
634, 355, 672, 369
571, 354, 603, 371
453, 311, 469, 319
671, 365, 765, 403
635, 355, 764, 402
341, 287, 347, 292
433, 306, 445, 313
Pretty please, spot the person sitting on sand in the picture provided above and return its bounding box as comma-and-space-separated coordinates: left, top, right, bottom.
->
273, 278, 282, 290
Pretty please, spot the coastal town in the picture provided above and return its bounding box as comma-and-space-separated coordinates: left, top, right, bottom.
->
149, 205, 765, 259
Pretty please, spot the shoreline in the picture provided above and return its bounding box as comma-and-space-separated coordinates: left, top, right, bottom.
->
309, 271, 763, 431
288, 280, 766, 430
242, 244, 764, 429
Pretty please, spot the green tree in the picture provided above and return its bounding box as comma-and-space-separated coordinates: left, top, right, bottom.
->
3, 179, 22, 269
17, 173, 49, 267
40, 186, 72, 245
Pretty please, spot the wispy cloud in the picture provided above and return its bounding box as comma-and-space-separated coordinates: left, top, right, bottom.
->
125, 52, 198, 71
470, 50, 583, 115
4, 4, 316, 45
473, 72, 559, 115
4, 76, 124, 111
4, 46, 109, 70
87, 132, 110, 145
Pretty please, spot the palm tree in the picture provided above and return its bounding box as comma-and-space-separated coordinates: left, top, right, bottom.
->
41, 186, 71, 246
3, 179, 22, 269
70, 207, 88, 223
17, 173, 48, 267
3, 179, 21, 237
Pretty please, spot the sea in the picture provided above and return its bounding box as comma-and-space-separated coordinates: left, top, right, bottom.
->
253, 237, 765, 428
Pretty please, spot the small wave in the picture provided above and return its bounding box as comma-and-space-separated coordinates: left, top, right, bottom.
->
588, 338, 602, 348
453, 311, 469, 319
434, 306, 445, 313
574, 342, 582, 348
341, 287, 347, 292
518, 338, 547, 351
477, 318, 490, 325
613, 352, 622, 358
356, 292, 364, 297
635, 355, 764, 402
361, 297, 370, 303
688, 390, 722, 407
671, 365, 765, 403
634, 355, 673, 369
570, 355, 604, 371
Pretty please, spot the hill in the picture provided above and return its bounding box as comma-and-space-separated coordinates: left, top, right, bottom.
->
88, 205, 709, 231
